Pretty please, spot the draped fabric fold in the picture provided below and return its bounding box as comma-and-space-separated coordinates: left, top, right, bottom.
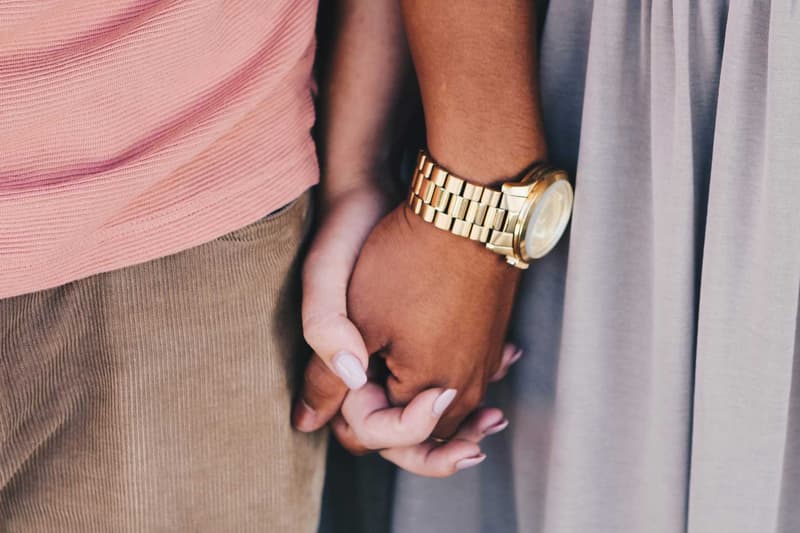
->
386, 2, 800, 531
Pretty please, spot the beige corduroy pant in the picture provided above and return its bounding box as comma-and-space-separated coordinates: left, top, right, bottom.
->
0, 192, 326, 532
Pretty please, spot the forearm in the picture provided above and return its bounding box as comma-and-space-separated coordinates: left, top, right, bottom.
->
317, 0, 411, 202
401, 0, 545, 184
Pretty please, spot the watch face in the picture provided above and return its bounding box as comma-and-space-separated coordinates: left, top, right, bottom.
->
522, 178, 573, 259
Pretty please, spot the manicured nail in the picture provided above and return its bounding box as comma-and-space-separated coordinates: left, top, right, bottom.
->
509, 348, 524, 365
432, 389, 457, 417
455, 454, 487, 471
294, 400, 318, 433
332, 352, 367, 389
483, 418, 509, 436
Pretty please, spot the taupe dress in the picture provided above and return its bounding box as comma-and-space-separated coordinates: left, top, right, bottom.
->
390, 1, 800, 532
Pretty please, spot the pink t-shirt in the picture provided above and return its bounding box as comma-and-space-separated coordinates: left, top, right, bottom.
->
0, 0, 319, 298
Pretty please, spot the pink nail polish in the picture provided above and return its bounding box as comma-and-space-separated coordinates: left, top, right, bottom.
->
483, 418, 509, 436
455, 454, 487, 471
332, 352, 367, 389
432, 389, 457, 417
509, 349, 524, 365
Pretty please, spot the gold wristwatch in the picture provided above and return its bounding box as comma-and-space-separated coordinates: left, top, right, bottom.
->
408, 150, 574, 269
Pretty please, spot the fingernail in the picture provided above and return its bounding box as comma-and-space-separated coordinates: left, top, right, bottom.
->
332, 352, 367, 389
294, 401, 318, 433
455, 453, 487, 471
483, 418, 509, 436
432, 388, 457, 417
509, 348, 524, 365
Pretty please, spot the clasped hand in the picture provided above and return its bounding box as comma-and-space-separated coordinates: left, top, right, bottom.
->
293, 183, 521, 477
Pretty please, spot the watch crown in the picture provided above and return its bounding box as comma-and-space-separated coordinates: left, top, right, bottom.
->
505, 256, 529, 269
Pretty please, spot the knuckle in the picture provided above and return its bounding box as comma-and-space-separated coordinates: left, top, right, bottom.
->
459, 387, 484, 412
305, 356, 336, 385
386, 377, 416, 407
303, 358, 346, 405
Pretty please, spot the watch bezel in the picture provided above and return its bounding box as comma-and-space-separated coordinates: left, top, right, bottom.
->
512, 170, 573, 263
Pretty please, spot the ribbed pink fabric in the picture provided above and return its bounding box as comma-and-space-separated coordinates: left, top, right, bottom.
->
0, 0, 319, 298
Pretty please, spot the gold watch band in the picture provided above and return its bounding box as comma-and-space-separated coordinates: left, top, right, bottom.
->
407, 151, 515, 244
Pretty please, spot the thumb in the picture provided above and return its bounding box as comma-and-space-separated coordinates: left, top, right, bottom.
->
302, 311, 369, 390
301, 191, 383, 388
296, 294, 366, 432
293, 353, 348, 432
296, 188, 385, 432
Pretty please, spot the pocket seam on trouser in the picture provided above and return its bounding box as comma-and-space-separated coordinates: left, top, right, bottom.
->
216, 190, 311, 243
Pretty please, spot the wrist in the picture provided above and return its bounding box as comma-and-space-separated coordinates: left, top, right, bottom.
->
319, 161, 393, 213
400, 202, 521, 281
426, 135, 548, 187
